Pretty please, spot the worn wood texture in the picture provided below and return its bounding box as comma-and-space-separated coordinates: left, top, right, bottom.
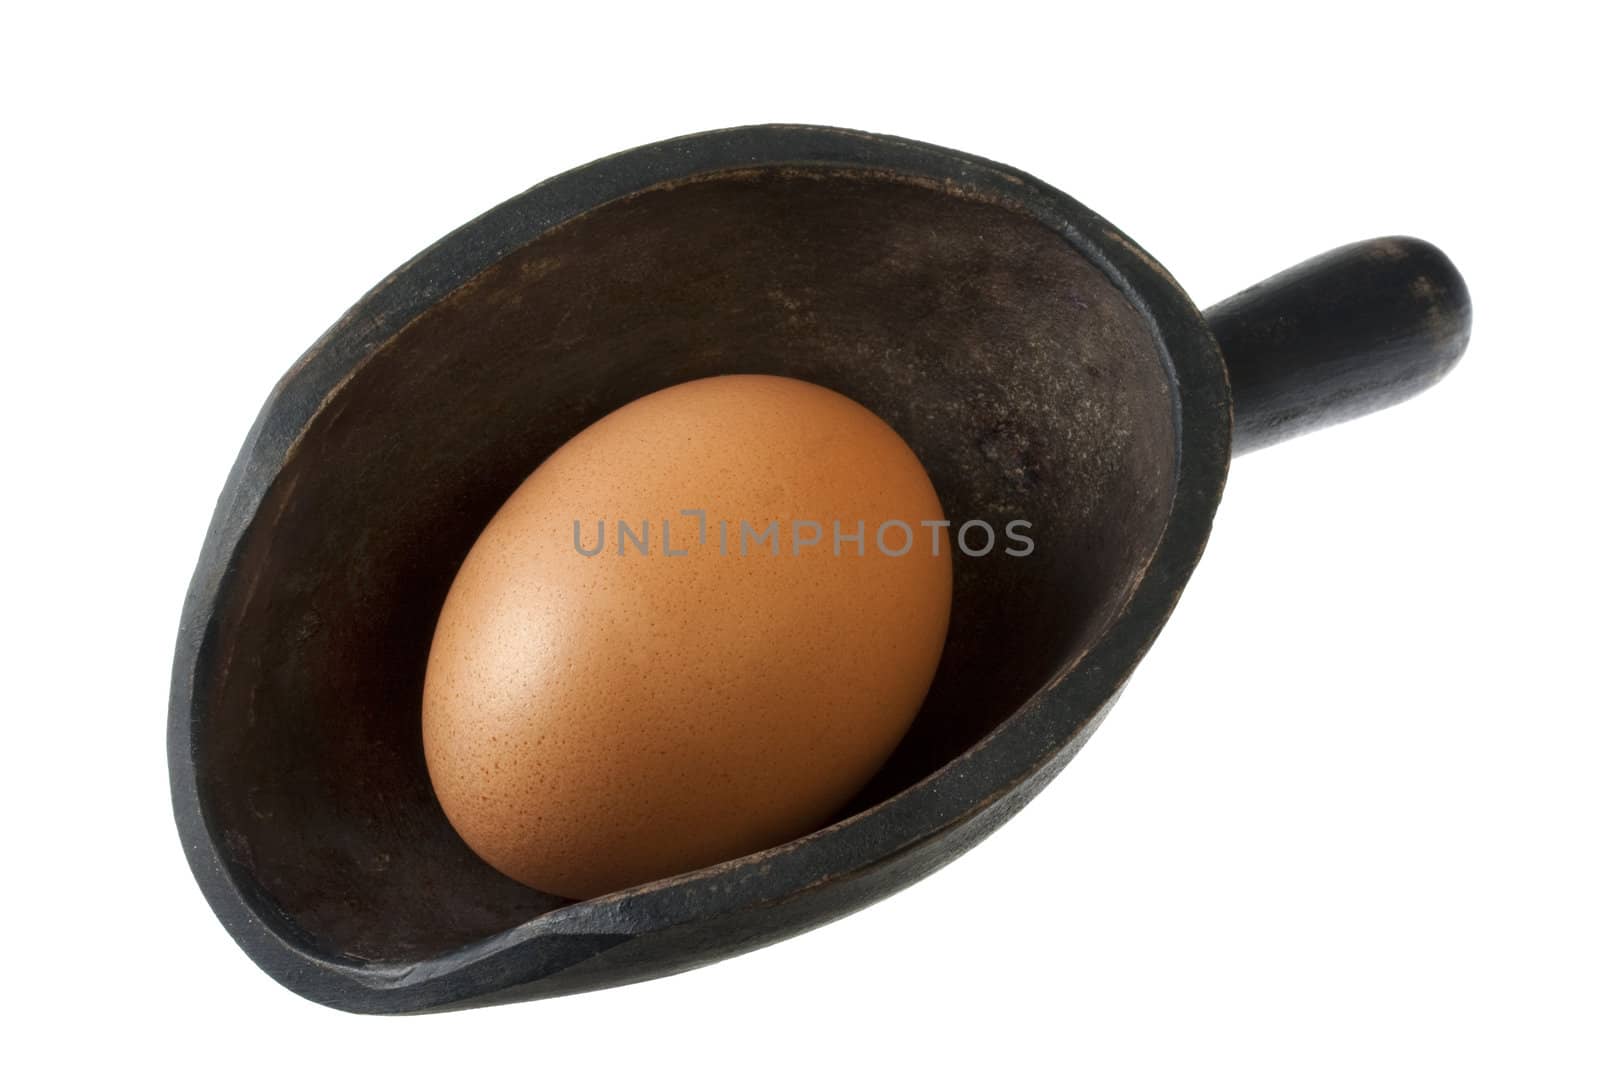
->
1207, 236, 1471, 452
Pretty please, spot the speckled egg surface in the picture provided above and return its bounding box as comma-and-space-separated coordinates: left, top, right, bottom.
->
422, 374, 952, 899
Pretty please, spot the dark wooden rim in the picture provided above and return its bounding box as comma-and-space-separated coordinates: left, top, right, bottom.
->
168, 124, 1232, 1010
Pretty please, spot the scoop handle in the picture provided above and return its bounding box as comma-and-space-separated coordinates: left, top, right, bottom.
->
1204, 236, 1472, 454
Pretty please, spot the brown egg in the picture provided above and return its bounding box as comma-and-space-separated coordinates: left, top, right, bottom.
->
422, 374, 952, 899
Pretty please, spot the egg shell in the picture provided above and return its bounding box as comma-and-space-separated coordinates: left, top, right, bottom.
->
422, 374, 952, 899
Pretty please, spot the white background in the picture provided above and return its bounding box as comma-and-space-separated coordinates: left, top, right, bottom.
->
6, 2, 1596, 1063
